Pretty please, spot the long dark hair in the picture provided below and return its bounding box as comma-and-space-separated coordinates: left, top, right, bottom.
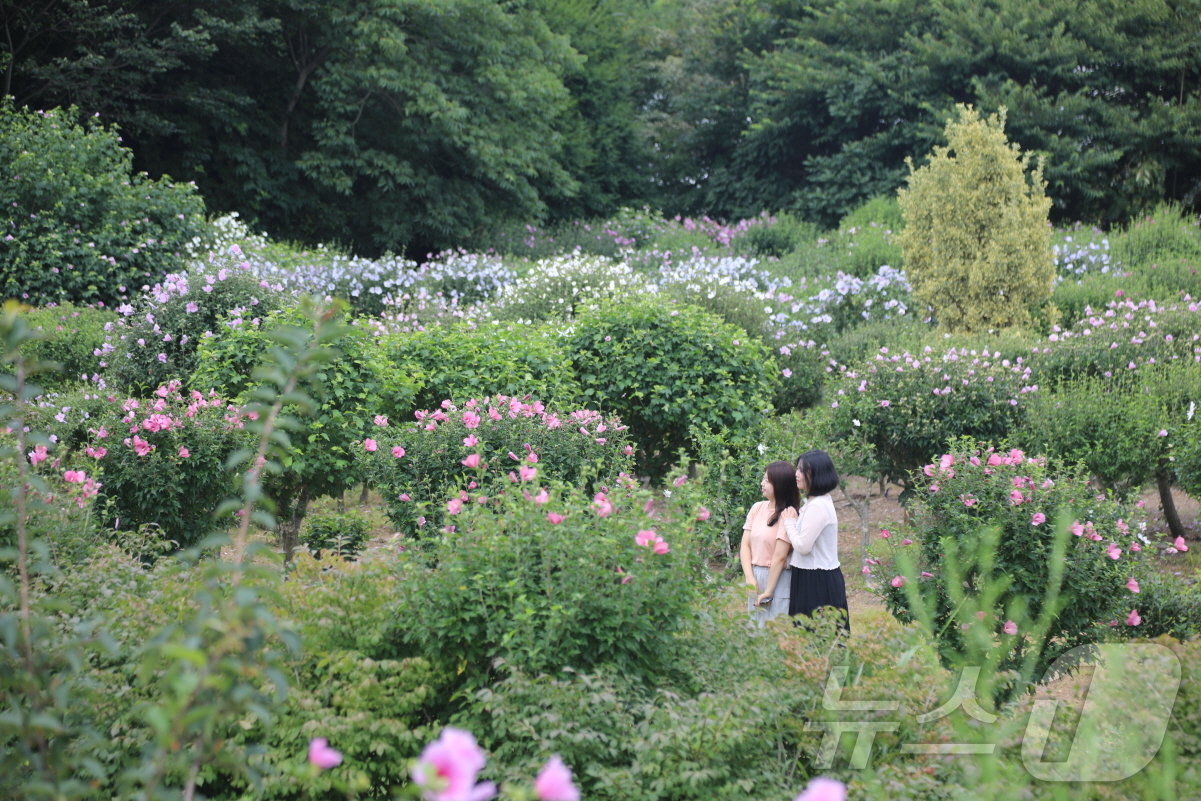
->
797, 449, 839, 497
765, 460, 801, 526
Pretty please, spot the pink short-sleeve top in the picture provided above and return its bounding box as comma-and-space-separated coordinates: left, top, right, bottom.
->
742, 500, 795, 567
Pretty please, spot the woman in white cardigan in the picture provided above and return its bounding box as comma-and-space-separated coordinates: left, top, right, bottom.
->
757, 449, 850, 632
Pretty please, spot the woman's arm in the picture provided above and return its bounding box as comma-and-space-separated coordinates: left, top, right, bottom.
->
756, 537, 793, 605
786, 501, 828, 556
740, 504, 757, 586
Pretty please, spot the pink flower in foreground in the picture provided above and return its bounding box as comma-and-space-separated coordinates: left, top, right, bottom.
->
533, 488, 549, 505
795, 777, 846, 801
63, 470, 86, 483
1126, 578, 1140, 593
463, 435, 479, 447
28, 444, 49, 465
622, 445, 634, 456
462, 411, 481, 429
878, 528, 890, 539
392, 446, 406, 458
308, 737, 343, 770
879, 399, 890, 407
1070, 520, 1084, 537
1009, 490, 1025, 505
939, 454, 955, 470
398, 493, 412, 502
461, 453, 481, 468
411, 728, 495, 801
177, 447, 190, 458
1174, 536, 1189, 552
535, 755, 579, 801
1158, 429, 1168, 437
960, 494, 977, 507
1127, 609, 1141, 627
890, 576, 905, 588
373, 415, 389, 427
1030, 512, 1046, 526
547, 512, 565, 525
696, 506, 710, 521
652, 539, 670, 554
672, 474, 688, 487
635, 529, 657, 547
594, 493, 614, 517
519, 465, 537, 482
447, 498, 463, 515
1003, 620, 1018, 636
132, 436, 153, 456
363, 438, 378, 452
1107, 543, 1122, 560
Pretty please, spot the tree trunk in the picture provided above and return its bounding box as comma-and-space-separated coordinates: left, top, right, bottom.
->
1156, 467, 1185, 542
279, 486, 310, 563
358, 482, 369, 506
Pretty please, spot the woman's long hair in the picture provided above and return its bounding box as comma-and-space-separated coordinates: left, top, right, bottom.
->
765, 460, 801, 526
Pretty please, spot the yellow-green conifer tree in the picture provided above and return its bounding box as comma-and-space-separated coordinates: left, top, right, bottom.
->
897, 106, 1054, 332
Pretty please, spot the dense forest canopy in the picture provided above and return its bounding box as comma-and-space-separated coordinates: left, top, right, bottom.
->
4, 0, 1199, 254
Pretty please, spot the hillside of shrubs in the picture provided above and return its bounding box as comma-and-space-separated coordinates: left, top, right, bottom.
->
3, 101, 1201, 800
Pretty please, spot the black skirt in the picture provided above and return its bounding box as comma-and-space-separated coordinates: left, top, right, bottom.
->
789, 566, 850, 633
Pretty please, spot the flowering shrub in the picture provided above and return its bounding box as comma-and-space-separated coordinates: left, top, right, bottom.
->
18, 304, 116, 390
0, 103, 207, 306
382, 323, 580, 415
487, 253, 651, 322
1053, 228, 1116, 279
825, 346, 1030, 489
358, 394, 633, 534
67, 381, 253, 549
1031, 297, 1201, 383
1111, 202, 1201, 269
875, 440, 1143, 680
101, 248, 285, 394
566, 299, 778, 479
384, 475, 705, 692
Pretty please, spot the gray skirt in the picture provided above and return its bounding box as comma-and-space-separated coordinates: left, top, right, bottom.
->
747, 564, 792, 625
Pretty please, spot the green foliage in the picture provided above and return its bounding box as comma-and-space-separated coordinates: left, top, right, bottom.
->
1049, 273, 1130, 327
18, 304, 116, 389
1114, 570, 1201, 641
1112, 203, 1201, 269
733, 212, 820, 259
384, 479, 707, 705
359, 395, 632, 535
825, 317, 929, 369
875, 440, 1138, 682
0, 103, 208, 307
299, 509, 371, 560
1132, 256, 1201, 303
383, 322, 580, 415
566, 299, 779, 478
825, 345, 1029, 489
898, 106, 1054, 332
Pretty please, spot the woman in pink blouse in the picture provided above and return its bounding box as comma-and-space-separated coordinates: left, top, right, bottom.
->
740, 461, 800, 624
759, 449, 849, 631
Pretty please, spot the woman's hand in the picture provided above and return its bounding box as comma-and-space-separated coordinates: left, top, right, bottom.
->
755, 591, 773, 606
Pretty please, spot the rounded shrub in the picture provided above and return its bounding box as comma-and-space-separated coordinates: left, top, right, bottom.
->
19, 304, 117, 390
875, 439, 1144, 681
565, 299, 779, 479
897, 105, 1054, 332
358, 394, 633, 535
299, 509, 372, 560
0, 103, 207, 307
487, 253, 651, 322
102, 249, 285, 395
381, 322, 580, 416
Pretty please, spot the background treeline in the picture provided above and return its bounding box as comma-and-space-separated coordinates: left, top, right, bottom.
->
4, 0, 1200, 254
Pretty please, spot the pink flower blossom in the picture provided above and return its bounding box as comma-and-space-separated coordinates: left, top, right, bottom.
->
900, 538, 913, 546
879, 399, 890, 407
635, 529, 657, 547
939, 454, 955, 470
461, 410, 481, 428
594, 494, 614, 517
399, 493, 412, 502
392, 446, 406, 458
1126, 578, 1140, 593
1107, 543, 1122, 560
28, 444, 48, 465
862, 565, 872, 575
519, 465, 537, 482
794, 777, 846, 801
672, 475, 688, 487
447, 498, 464, 515
1126, 609, 1141, 626
535, 755, 579, 801
373, 415, 389, 427
63, 469, 86, 483
890, 576, 905, 588
527, 452, 539, 464
622, 445, 634, 456
987, 453, 1006, 466
547, 512, 565, 525
1158, 429, 1168, 437
308, 737, 343, 770
1030, 512, 1046, 526
363, 438, 378, 452
178, 447, 190, 458
533, 488, 550, 505
463, 435, 479, 447
1003, 620, 1018, 636
411, 728, 495, 801
508, 451, 520, 461
1130, 541, 1142, 552
131, 436, 153, 456
652, 539, 670, 554
929, 483, 940, 493
920, 571, 935, 578
1009, 490, 1025, 505
960, 494, 977, 507
461, 453, 481, 468
696, 506, 710, 521
878, 528, 891, 539
1174, 536, 1189, 552
1070, 520, 1084, 536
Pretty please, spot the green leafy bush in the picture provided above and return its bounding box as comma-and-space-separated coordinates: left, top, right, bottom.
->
825, 345, 1030, 489
565, 299, 779, 479
825, 317, 929, 369
103, 251, 285, 394
898, 106, 1054, 332
300, 510, 372, 559
1130, 256, 1201, 302
71, 382, 252, 550
0, 103, 207, 306
382, 322, 579, 415
1111, 202, 1201, 269
874, 439, 1141, 680
358, 394, 633, 534
733, 211, 820, 258
384, 478, 708, 702
18, 304, 116, 389
1047, 273, 1128, 329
